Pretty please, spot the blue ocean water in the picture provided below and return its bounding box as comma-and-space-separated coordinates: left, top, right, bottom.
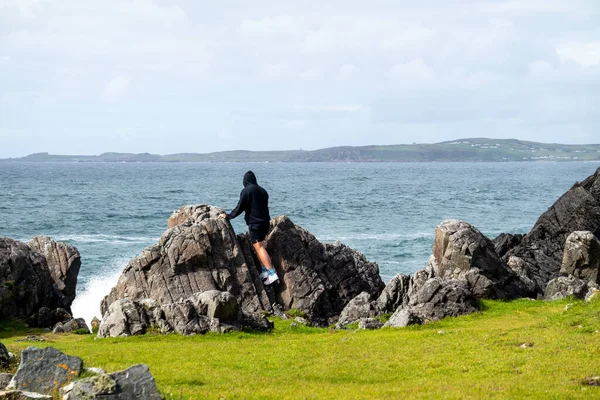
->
1, 161, 599, 322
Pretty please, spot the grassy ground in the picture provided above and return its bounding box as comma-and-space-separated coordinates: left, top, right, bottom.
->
2, 298, 600, 399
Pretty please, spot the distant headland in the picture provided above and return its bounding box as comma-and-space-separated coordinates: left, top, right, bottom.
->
3, 138, 600, 163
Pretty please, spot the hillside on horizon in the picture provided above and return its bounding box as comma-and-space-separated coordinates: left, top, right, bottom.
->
3, 138, 600, 163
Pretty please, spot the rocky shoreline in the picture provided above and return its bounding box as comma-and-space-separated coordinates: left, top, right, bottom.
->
0, 166, 599, 398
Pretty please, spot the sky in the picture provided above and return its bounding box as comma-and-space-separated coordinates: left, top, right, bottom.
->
0, 0, 599, 157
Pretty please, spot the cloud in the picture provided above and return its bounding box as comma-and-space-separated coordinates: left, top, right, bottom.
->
103, 76, 130, 102
339, 64, 358, 79
261, 63, 288, 80
389, 59, 434, 82
557, 42, 600, 67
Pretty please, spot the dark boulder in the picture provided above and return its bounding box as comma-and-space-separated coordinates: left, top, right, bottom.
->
0, 343, 8, 368
506, 167, 600, 293
28, 236, 81, 306
265, 216, 384, 326
52, 318, 90, 334
0, 237, 75, 326
492, 233, 524, 259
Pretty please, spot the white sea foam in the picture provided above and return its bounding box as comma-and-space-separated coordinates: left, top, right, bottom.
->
71, 257, 129, 328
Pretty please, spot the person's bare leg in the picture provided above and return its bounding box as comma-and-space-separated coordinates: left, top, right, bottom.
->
252, 241, 273, 270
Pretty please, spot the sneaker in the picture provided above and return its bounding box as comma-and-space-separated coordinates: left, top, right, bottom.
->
264, 268, 279, 285
259, 266, 269, 281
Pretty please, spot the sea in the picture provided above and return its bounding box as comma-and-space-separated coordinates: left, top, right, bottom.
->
1, 161, 599, 325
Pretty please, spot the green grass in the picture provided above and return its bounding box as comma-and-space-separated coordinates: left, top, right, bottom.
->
2, 298, 600, 399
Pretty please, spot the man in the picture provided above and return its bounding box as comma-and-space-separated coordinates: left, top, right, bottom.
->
218, 170, 279, 285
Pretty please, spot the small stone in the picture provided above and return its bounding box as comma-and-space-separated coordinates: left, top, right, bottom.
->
565, 303, 572, 311
290, 322, 298, 328
294, 317, 308, 325
584, 376, 600, 386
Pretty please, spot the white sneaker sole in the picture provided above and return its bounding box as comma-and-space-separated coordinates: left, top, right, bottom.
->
264, 274, 279, 285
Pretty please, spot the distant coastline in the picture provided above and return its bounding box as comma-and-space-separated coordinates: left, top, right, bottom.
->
3, 138, 600, 163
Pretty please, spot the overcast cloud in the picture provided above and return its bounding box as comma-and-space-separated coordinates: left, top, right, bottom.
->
0, 0, 599, 157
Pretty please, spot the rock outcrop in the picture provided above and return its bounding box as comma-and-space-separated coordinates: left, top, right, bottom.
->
98, 291, 272, 338
560, 231, 600, 283
418, 220, 533, 300
505, 167, 600, 293
28, 236, 81, 306
0, 237, 77, 326
100, 205, 384, 332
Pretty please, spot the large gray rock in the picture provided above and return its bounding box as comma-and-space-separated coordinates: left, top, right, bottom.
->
423, 220, 533, 299
406, 278, 479, 322
10, 347, 82, 395
97, 291, 271, 338
0, 237, 75, 327
27, 236, 81, 306
384, 308, 422, 328
544, 275, 599, 301
61, 364, 161, 400
560, 231, 600, 283
336, 292, 378, 328
101, 205, 269, 318
506, 167, 600, 294
102, 206, 384, 328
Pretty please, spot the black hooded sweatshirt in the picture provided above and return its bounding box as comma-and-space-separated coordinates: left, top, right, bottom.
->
226, 171, 271, 226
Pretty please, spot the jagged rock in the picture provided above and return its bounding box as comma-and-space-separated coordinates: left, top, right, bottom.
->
167, 204, 225, 229
0, 237, 74, 326
384, 308, 422, 328
424, 220, 532, 299
492, 233, 524, 259
61, 364, 161, 400
544, 276, 599, 301
376, 274, 410, 313
102, 206, 384, 328
0, 374, 12, 390
406, 278, 479, 322
336, 292, 378, 328
265, 216, 384, 326
97, 291, 271, 338
0, 390, 51, 399
560, 231, 600, 283
9, 346, 82, 395
358, 318, 383, 330
101, 205, 268, 318
506, 167, 600, 293
28, 236, 81, 306
52, 318, 90, 334
0, 343, 8, 367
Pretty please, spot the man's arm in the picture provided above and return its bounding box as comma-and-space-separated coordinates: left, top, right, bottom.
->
220, 189, 247, 220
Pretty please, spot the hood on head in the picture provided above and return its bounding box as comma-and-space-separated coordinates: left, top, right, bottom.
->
243, 170, 257, 187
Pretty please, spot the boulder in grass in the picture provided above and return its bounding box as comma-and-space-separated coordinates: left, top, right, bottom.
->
376, 274, 411, 314
544, 275, 599, 301
52, 318, 90, 334
61, 364, 161, 400
9, 347, 82, 395
336, 292, 379, 328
